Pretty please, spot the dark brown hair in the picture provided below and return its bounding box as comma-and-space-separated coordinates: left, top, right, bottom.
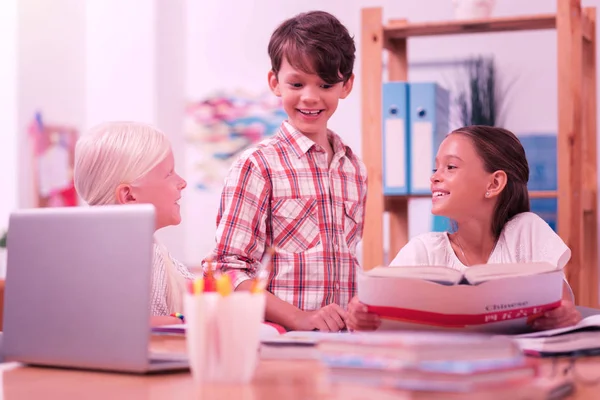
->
451, 125, 530, 239
268, 11, 355, 84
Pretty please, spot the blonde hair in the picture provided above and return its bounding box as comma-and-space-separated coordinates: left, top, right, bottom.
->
74, 121, 187, 314
74, 121, 171, 206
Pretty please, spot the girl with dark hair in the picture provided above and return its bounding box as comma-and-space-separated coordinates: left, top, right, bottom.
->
348, 125, 581, 331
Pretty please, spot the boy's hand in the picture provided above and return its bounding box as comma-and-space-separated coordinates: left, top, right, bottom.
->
530, 300, 581, 331
293, 304, 347, 332
347, 295, 381, 332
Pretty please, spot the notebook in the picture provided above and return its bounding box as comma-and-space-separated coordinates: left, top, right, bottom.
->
512, 314, 600, 357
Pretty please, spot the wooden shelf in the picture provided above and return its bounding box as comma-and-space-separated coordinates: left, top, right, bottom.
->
385, 14, 556, 39
361, 0, 598, 307
529, 190, 559, 199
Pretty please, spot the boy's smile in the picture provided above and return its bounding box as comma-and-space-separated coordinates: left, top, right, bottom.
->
298, 109, 323, 117
268, 58, 353, 141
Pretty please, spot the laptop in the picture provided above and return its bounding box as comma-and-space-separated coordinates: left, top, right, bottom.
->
2, 204, 189, 373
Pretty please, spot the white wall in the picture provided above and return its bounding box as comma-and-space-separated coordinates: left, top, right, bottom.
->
0, 0, 18, 231
84, 0, 187, 259
184, 0, 600, 266
154, 0, 188, 259
4, 0, 187, 259
17, 0, 86, 210
84, 0, 157, 127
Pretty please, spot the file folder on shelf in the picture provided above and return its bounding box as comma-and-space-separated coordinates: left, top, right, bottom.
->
382, 82, 410, 195
408, 82, 450, 195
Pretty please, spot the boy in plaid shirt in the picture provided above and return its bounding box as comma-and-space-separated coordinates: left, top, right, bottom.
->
204, 11, 367, 332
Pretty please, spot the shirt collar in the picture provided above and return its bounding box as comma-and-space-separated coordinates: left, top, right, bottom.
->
277, 121, 351, 159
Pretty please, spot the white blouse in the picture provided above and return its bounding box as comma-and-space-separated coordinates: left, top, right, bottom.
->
389, 212, 571, 272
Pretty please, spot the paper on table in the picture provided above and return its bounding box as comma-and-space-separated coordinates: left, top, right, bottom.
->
152, 321, 281, 340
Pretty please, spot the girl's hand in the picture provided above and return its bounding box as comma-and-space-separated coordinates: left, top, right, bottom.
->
530, 300, 581, 331
346, 296, 381, 331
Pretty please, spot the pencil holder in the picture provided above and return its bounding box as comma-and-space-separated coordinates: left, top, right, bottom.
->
184, 291, 266, 383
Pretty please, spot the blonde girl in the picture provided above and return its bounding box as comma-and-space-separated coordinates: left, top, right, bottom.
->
74, 121, 193, 325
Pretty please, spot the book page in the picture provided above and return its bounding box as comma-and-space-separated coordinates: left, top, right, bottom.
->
364, 265, 463, 285
464, 262, 557, 285
514, 314, 600, 339
262, 331, 351, 346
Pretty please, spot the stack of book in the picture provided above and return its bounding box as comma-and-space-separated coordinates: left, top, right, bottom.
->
318, 331, 540, 393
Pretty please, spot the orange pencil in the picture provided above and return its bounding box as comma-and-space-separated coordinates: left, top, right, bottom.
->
204, 257, 217, 292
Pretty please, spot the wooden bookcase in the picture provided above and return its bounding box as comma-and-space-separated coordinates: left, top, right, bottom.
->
361, 0, 599, 307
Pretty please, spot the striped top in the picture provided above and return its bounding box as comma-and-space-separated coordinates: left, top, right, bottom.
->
151, 243, 194, 315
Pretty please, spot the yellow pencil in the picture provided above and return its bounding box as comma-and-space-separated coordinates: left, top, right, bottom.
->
193, 278, 204, 295
216, 274, 233, 296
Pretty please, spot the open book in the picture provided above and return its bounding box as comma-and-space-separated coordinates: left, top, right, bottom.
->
363, 262, 559, 285
357, 262, 564, 334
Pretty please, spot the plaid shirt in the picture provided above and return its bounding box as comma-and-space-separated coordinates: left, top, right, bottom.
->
206, 121, 367, 311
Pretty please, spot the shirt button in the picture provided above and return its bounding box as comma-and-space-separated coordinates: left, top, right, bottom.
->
334, 244, 339, 251
335, 283, 340, 290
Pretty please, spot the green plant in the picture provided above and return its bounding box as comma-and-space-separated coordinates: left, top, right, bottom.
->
456, 56, 512, 127
0, 231, 6, 248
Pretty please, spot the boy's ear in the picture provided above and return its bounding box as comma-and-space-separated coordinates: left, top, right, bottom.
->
339, 74, 355, 99
268, 70, 281, 97
486, 170, 508, 199
115, 184, 137, 204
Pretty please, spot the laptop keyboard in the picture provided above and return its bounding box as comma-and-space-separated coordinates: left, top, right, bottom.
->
148, 352, 188, 363
149, 358, 175, 364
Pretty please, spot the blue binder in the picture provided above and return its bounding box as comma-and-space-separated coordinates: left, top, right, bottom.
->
408, 82, 450, 195
382, 82, 410, 195
520, 134, 558, 232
